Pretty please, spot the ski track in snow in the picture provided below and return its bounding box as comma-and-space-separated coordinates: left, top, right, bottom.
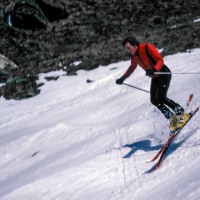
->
0, 49, 200, 200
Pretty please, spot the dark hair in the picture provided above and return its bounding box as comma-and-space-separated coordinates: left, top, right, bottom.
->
122, 36, 139, 47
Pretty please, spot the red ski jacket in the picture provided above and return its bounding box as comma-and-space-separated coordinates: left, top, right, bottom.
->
124, 43, 164, 78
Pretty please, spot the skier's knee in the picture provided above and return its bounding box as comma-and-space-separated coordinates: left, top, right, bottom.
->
150, 97, 158, 106
151, 96, 166, 106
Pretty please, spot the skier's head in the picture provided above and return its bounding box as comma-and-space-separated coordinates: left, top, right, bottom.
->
122, 36, 139, 47
122, 36, 139, 56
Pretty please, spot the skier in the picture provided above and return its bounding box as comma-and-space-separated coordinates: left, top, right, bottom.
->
116, 36, 190, 133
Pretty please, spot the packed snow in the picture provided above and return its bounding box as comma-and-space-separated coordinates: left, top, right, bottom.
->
0, 49, 200, 200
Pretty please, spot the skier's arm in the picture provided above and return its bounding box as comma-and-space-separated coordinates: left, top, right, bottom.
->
124, 59, 137, 77
147, 44, 164, 71
116, 59, 137, 85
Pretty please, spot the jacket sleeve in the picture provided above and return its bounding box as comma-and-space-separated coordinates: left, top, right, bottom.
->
124, 58, 137, 77
147, 44, 164, 71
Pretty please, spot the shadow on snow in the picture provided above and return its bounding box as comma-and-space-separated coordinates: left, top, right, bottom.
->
122, 140, 163, 159
145, 130, 196, 173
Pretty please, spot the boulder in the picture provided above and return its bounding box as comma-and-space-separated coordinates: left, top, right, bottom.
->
0, 0, 200, 99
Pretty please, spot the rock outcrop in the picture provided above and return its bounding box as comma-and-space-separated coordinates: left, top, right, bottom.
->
0, 0, 200, 99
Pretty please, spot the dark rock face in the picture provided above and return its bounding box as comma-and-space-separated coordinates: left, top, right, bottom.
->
0, 0, 200, 100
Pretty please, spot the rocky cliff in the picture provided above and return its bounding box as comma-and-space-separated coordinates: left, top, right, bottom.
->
0, 0, 200, 99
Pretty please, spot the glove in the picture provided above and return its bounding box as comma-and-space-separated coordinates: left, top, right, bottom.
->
146, 68, 157, 76
116, 75, 126, 85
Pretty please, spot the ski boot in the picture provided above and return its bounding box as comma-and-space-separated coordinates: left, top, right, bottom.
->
176, 113, 191, 129
169, 114, 179, 135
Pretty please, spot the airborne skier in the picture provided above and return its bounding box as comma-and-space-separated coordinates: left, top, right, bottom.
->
116, 36, 190, 133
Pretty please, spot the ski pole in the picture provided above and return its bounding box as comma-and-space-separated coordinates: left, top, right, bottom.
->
123, 83, 150, 93
154, 72, 200, 75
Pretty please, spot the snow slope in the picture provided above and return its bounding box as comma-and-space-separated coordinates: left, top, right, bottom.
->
0, 49, 200, 200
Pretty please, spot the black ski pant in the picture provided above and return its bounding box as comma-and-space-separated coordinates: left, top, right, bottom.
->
150, 65, 184, 119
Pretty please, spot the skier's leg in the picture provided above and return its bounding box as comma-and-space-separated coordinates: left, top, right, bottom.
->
155, 65, 184, 115
150, 77, 173, 119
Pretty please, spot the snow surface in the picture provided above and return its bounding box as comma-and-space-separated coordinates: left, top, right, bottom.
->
0, 49, 200, 200
194, 18, 200, 23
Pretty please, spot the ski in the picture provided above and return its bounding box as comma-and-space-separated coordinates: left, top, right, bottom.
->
146, 134, 175, 163
147, 94, 194, 163
152, 105, 200, 171
186, 94, 193, 109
